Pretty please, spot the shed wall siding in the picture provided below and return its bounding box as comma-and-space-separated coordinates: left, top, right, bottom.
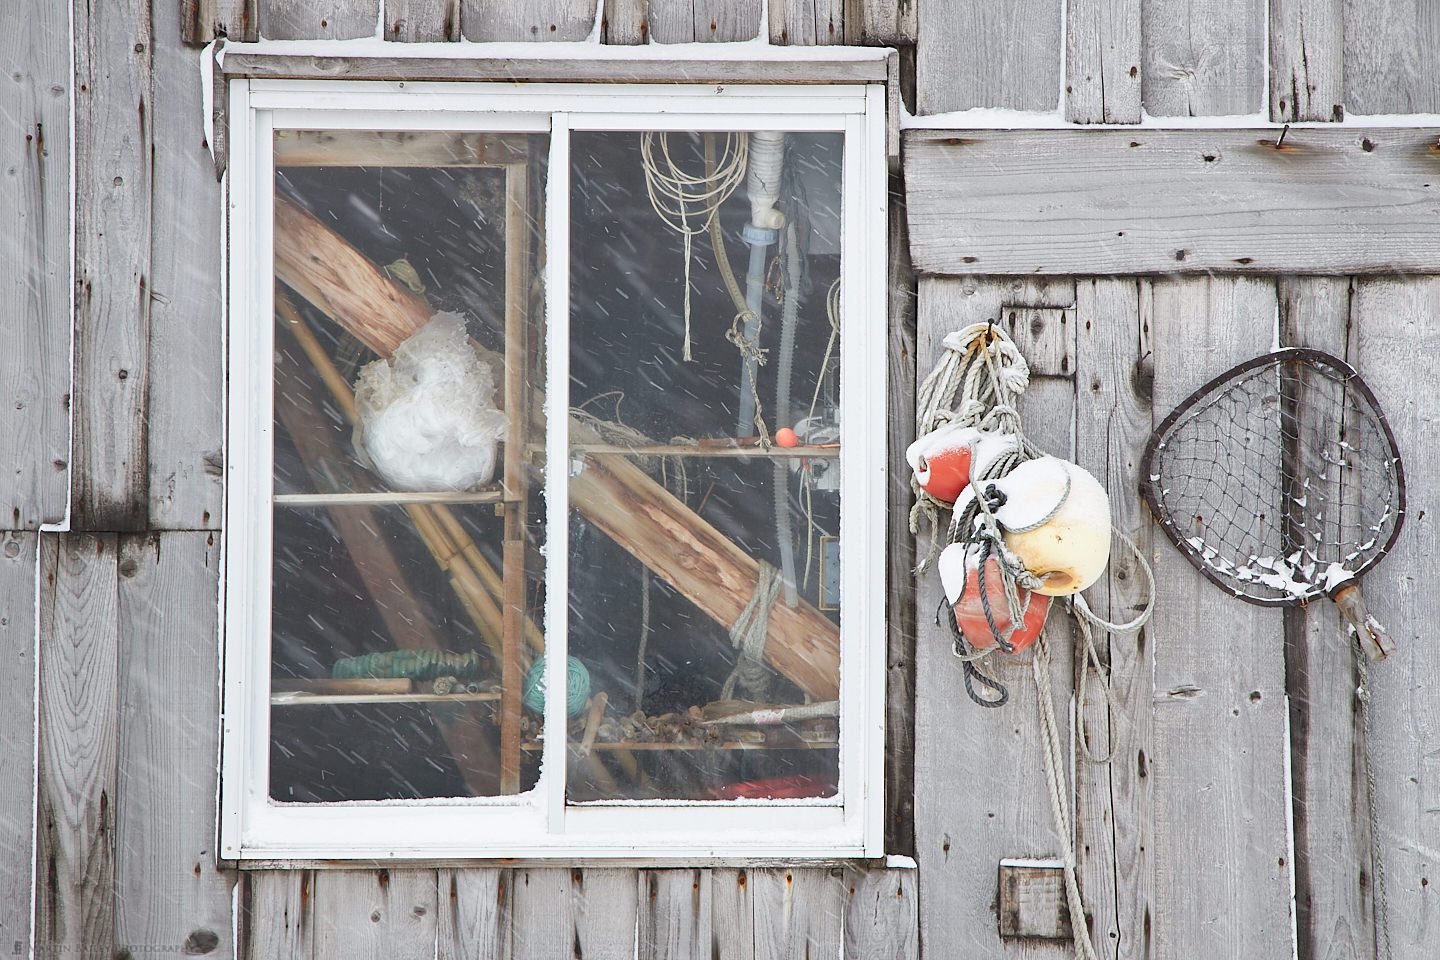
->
4, 2, 1438, 959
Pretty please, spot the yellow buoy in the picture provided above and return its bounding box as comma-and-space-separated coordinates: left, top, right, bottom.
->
993, 456, 1111, 596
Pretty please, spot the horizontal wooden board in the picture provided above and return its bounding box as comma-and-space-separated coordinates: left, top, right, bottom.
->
222, 52, 888, 83
905, 128, 1440, 276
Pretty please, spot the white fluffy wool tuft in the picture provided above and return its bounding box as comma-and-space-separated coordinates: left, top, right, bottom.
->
352, 312, 508, 492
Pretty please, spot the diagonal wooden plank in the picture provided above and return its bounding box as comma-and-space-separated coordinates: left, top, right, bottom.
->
312, 870, 438, 960
0, 532, 37, 955
1147, 277, 1293, 960
1065, 0, 1141, 123
1350, 276, 1440, 960
73, 0, 153, 530
916, 0, 1063, 114
115, 532, 235, 958
904, 128, 1440, 277
1270, 0, 1344, 122
36, 534, 120, 960
1141, 0, 1265, 116
436, 868, 511, 960
0, 0, 70, 529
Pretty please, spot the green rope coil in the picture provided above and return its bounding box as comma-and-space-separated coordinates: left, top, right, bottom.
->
523, 656, 591, 718
331, 649, 485, 682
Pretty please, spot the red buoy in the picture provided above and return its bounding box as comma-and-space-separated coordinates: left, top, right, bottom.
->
775, 426, 800, 448
938, 542, 1050, 653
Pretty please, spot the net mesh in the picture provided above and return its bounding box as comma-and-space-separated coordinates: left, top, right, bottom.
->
1143, 351, 1403, 605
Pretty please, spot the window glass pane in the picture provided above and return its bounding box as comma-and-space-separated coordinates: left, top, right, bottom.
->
566, 130, 844, 802
270, 129, 547, 801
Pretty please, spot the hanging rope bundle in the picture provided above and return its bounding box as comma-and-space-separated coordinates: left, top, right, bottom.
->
640, 132, 749, 362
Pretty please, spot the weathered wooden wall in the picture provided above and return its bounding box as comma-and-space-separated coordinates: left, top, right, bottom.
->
4, 0, 1440, 958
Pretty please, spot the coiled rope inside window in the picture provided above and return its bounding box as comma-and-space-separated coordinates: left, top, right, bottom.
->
640, 132, 749, 362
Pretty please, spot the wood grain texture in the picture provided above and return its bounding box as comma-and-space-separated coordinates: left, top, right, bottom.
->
1351, 277, 1440, 960
1073, 278, 1153, 960
751, 868, 844, 960
244, 871, 316, 959
885, 177, 917, 856
694, 0, 763, 41
904, 128, 1440, 277
639, 869, 710, 959
261, 0, 379, 39
36, 535, 119, 960
843, 866, 917, 960
769, 0, 842, 44
1141, 0, 1265, 116
461, 0, 597, 41
436, 869, 511, 960
0, 0, 70, 529
1270, 0, 1344, 122
1343, 0, 1440, 114
603, 0, 650, 42
710, 869, 754, 960
182, 0, 258, 43
843, 0, 916, 45
312, 870, 437, 960
912, 278, 1079, 959
73, 0, 152, 531
1276, 277, 1375, 960
386, 0, 460, 40
573, 869, 639, 958
1147, 278, 1293, 960
511, 870, 572, 960
115, 532, 234, 959
149, 0, 224, 530
915, 0, 1063, 114
0, 532, 36, 954
1065, 0, 1142, 123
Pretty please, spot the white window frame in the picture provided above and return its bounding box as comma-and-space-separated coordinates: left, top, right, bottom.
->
221, 73, 888, 861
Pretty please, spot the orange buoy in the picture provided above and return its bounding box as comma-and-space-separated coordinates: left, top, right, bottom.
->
938, 542, 1050, 652
775, 426, 800, 448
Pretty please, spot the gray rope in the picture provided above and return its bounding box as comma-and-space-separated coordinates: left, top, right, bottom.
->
721, 561, 783, 701
1354, 637, 1393, 960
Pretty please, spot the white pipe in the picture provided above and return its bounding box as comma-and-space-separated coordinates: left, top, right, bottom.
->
746, 131, 787, 230
736, 132, 786, 436
773, 222, 802, 605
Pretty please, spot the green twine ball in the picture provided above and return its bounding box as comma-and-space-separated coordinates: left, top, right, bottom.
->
522, 656, 591, 718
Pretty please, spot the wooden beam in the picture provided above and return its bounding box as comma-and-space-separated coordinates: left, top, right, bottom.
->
272, 195, 842, 701
905, 128, 1440, 276
274, 129, 529, 169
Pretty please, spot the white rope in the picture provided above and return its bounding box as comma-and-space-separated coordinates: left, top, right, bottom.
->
1354, 635, 1393, 960
641, 132, 749, 362
721, 561, 782, 701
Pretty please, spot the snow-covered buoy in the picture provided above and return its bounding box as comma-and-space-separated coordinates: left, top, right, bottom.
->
991, 456, 1111, 596
938, 542, 1051, 652
352, 312, 509, 492
906, 424, 1021, 505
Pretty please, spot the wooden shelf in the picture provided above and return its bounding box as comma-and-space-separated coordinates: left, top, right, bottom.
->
274, 489, 505, 507
520, 740, 839, 752
560, 442, 841, 460
272, 691, 501, 707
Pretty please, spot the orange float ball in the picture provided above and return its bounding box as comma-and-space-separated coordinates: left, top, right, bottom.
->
775, 427, 800, 448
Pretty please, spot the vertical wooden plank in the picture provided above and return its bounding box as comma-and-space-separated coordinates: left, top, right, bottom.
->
1276, 277, 1375, 960
639, 869, 711, 960
842, 867, 918, 960
1065, 0, 1142, 123
916, 1, 1063, 114
1343, 0, 1440, 114
769, 0, 842, 45
35, 534, 119, 960
603, 0, 652, 42
694, 0, 763, 41
913, 278, 1078, 958
1141, 0, 1265, 116
511, 869, 573, 960
262, 0, 379, 39
1352, 276, 1440, 960
182, 0, 259, 43
1073, 279, 1153, 960
646, 0, 695, 43
436, 868, 511, 960
752, 868, 844, 960
149, 0, 225, 531
312, 870, 437, 960
0, 0, 70, 530
386, 0, 461, 40
1270, 0, 1344, 121
710, 869, 753, 960
842, 0, 916, 45
0, 532, 36, 955
461, 0, 596, 41
73, 0, 152, 531
885, 176, 918, 857
1147, 277, 1293, 960
574, 869, 639, 958
115, 532, 234, 958
244, 871, 316, 960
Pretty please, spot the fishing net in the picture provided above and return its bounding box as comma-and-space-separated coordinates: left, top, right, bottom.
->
1140, 348, 1405, 606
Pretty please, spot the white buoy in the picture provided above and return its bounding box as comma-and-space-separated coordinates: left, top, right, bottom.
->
993, 456, 1111, 596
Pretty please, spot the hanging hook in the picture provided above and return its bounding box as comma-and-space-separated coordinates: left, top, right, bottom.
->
1275, 124, 1291, 150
